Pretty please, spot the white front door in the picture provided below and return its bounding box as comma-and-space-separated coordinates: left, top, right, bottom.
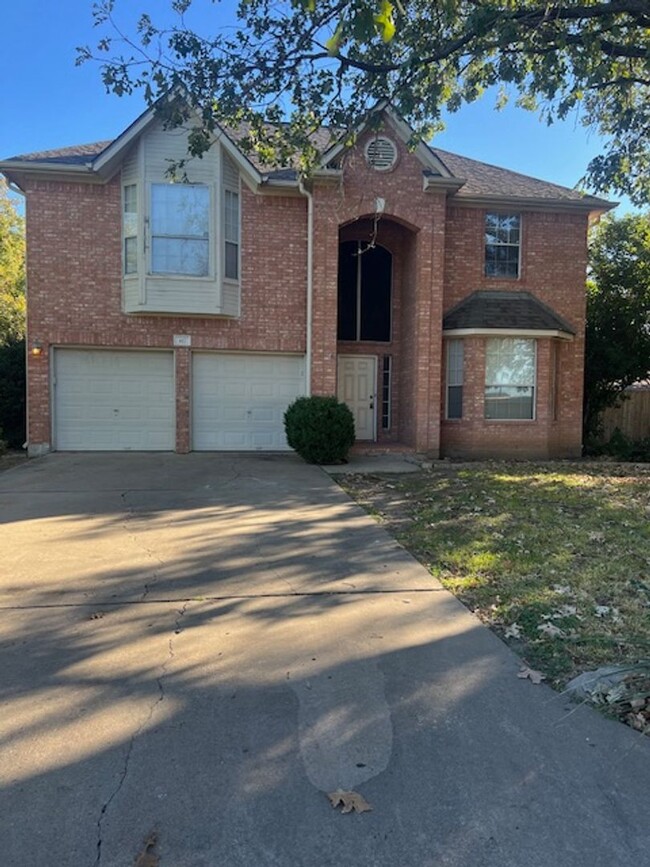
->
337, 355, 377, 441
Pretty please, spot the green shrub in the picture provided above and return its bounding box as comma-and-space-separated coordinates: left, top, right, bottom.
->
284, 395, 355, 464
0, 338, 26, 448
602, 427, 650, 462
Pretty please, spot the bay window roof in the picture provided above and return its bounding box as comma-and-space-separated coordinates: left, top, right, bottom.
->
443, 291, 576, 338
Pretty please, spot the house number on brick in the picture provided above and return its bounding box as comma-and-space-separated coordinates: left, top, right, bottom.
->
173, 335, 192, 347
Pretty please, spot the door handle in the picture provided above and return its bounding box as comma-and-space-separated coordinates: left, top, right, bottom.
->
369, 395, 375, 410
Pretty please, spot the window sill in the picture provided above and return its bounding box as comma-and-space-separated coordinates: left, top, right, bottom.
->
483, 274, 521, 281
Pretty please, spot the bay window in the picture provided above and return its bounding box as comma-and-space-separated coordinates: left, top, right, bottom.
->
485, 338, 536, 420
150, 183, 210, 277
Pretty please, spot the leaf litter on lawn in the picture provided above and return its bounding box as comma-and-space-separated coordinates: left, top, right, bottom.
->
340, 461, 650, 733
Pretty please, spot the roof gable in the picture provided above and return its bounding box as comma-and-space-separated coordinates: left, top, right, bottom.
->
318, 101, 455, 180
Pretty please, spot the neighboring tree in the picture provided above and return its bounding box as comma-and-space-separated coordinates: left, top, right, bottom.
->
0, 178, 25, 345
584, 213, 650, 440
0, 178, 26, 447
80, 0, 650, 202
0, 338, 26, 448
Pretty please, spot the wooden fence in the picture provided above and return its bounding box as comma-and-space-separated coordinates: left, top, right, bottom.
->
599, 385, 650, 441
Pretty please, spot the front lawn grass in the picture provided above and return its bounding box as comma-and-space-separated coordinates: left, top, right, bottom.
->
341, 462, 650, 690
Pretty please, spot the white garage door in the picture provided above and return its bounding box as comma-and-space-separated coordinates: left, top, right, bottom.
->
192, 353, 306, 450
54, 349, 175, 451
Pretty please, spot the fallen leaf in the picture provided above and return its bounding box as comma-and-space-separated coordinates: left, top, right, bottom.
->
518, 667, 546, 685
504, 623, 522, 639
134, 831, 159, 867
554, 604, 578, 618
537, 622, 566, 638
327, 789, 373, 814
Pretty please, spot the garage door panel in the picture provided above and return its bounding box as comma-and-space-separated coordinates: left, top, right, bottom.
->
54, 350, 175, 451
192, 353, 305, 451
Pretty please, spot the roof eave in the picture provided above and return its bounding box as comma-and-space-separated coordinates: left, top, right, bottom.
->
443, 327, 575, 341
423, 174, 467, 193
447, 192, 616, 214
0, 161, 98, 191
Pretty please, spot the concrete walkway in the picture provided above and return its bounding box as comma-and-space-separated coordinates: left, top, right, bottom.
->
0, 453, 648, 867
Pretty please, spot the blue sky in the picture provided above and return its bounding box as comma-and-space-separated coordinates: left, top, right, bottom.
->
0, 0, 634, 212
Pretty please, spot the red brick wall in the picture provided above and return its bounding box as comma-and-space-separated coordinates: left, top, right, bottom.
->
441, 207, 589, 458
22, 129, 590, 459
24, 177, 307, 450
311, 129, 447, 452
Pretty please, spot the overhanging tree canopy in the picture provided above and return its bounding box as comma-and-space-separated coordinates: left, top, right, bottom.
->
80, 0, 650, 201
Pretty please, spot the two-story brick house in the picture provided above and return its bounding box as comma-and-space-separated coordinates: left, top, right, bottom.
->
0, 102, 613, 458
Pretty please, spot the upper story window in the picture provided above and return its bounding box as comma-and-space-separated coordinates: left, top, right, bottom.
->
485, 337, 536, 420
337, 241, 392, 342
224, 188, 240, 280
150, 183, 210, 277
485, 213, 520, 278
123, 184, 138, 275
446, 339, 464, 419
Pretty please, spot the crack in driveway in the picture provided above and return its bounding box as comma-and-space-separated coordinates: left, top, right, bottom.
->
93, 602, 189, 866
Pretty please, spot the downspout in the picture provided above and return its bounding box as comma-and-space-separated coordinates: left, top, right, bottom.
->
298, 179, 313, 396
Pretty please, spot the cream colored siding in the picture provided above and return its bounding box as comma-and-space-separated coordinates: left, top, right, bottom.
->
222, 152, 239, 189
122, 120, 242, 318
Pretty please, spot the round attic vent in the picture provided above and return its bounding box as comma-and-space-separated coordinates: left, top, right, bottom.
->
365, 136, 398, 171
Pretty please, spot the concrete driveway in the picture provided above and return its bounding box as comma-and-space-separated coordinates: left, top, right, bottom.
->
0, 453, 648, 867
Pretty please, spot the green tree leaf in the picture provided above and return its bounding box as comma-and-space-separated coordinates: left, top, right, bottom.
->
584, 213, 650, 439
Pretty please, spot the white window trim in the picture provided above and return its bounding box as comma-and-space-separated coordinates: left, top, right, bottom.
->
484, 337, 537, 422
485, 212, 522, 280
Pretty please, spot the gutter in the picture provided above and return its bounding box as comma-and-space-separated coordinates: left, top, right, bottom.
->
298, 179, 313, 396
445, 193, 616, 214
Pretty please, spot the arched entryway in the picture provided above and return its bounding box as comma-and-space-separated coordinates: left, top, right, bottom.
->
336, 241, 393, 441
336, 217, 416, 444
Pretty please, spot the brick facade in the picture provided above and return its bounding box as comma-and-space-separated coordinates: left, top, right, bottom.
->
17, 116, 594, 459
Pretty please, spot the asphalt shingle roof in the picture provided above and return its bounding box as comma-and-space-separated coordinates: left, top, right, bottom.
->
2, 128, 610, 208
443, 291, 576, 334
8, 141, 112, 164
430, 148, 593, 202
